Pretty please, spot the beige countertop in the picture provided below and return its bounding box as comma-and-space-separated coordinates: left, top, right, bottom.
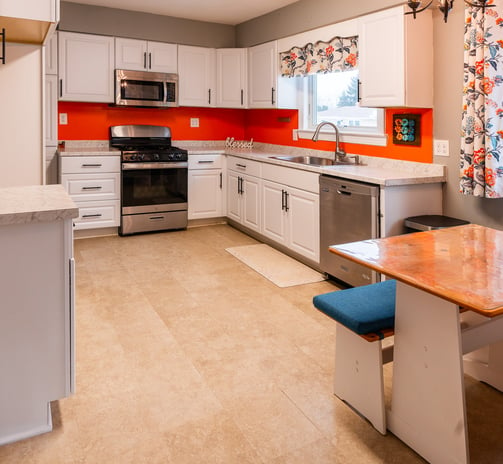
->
57, 140, 446, 187
184, 145, 446, 187
0, 185, 79, 226
58, 141, 120, 156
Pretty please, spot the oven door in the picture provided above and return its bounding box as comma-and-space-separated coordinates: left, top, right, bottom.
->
121, 162, 188, 215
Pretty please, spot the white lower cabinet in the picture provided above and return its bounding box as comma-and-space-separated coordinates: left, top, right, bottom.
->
188, 154, 224, 220
262, 179, 319, 262
227, 157, 261, 233
59, 155, 120, 230
0, 213, 74, 445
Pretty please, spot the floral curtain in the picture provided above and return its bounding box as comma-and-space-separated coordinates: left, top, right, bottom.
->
280, 36, 358, 77
460, 2, 503, 198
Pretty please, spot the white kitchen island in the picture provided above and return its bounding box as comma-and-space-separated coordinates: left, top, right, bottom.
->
0, 185, 78, 445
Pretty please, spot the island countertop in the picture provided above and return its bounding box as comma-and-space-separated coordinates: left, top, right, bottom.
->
0, 185, 79, 226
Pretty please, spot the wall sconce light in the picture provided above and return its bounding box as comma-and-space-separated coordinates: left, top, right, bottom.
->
406, 0, 494, 22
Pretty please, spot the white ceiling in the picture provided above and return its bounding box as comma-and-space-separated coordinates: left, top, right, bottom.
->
62, 0, 301, 25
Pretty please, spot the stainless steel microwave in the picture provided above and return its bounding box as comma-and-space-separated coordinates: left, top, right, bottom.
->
115, 69, 178, 108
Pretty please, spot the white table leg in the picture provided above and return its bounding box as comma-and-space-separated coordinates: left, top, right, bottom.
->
464, 341, 503, 392
387, 282, 469, 464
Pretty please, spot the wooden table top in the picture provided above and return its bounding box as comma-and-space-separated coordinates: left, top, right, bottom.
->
329, 224, 503, 316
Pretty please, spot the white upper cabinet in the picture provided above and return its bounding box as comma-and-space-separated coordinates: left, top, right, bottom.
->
248, 41, 277, 108
0, 0, 59, 44
44, 32, 58, 75
248, 40, 298, 109
178, 45, 216, 107
59, 32, 115, 103
115, 38, 177, 73
0, 0, 58, 23
45, 75, 58, 146
216, 48, 247, 108
358, 5, 433, 108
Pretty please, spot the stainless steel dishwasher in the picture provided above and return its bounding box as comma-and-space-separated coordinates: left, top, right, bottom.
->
320, 175, 380, 286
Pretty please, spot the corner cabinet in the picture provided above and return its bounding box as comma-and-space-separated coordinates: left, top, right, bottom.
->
178, 45, 216, 107
248, 40, 298, 109
227, 157, 261, 233
188, 154, 225, 220
216, 48, 247, 108
115, 38, 177, 73
59, 32, 115, 103
358, 5, 433, 108
261, 163, 319, 263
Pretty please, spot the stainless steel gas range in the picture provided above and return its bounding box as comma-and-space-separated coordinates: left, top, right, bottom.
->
110, 125, 188, 236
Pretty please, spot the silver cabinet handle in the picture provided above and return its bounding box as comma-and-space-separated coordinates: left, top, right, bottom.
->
271, 87, 276, 105
198, 160, 214, 164
144, 52, 147, 69
149, 52, 152, 69
241, 89, 244, 106
81, 163, 102, 168
208, 89, 211, 105
149, 216, 165, 221
219, 172, 222, 189
284, 191, 289, 212
82, 213, 102, 218
236, 163, 246, 169
81, 186, 102, 190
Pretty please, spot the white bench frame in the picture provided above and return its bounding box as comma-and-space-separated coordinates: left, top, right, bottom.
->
334, 323, 393, 435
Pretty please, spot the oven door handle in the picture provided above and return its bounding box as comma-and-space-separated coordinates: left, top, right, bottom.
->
122, 162, 188, 170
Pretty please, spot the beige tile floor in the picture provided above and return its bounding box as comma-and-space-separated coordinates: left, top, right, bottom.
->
1, 224, 502, 463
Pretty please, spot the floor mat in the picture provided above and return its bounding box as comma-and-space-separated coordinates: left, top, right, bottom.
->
225, 243, 326, 287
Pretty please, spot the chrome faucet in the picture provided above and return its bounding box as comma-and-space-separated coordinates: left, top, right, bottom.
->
312, 121, 346, 161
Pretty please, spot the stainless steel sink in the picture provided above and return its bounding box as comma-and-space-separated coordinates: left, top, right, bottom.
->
269, 155, 361, 166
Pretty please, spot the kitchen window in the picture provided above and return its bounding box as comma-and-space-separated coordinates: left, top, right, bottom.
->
297, 70, 386, 146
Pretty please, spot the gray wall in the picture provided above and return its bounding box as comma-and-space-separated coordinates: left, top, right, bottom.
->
59, 2, 236, 48
236, 0, 503, 228
236, 0, 402, 47
432, 2, 503, 229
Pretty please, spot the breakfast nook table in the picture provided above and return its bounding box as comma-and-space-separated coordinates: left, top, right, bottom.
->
329, 224, 503, 464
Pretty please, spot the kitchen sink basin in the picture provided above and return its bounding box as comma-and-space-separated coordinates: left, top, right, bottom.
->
269, 155, 361, 166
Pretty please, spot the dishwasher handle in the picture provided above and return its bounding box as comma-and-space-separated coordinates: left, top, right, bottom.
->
337, 189, 352, 196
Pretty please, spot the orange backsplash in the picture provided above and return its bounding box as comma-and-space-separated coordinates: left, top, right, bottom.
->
58, 102, 433, 163
58, 102, 246, 142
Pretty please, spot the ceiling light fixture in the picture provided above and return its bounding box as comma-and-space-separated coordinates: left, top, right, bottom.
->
405, 0, 494, 22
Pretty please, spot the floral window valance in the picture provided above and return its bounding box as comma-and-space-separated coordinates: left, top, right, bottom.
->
280, 35, 358, 77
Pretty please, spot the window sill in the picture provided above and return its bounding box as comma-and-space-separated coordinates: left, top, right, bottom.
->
297, 129, 388, 147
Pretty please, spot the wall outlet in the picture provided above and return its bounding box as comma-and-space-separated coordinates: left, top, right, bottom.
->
434, 139, 449, 157
190, 118, 199, 128
59, 113, 68, 125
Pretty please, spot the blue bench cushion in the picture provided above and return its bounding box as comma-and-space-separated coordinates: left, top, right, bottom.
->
313, 280, 396, 335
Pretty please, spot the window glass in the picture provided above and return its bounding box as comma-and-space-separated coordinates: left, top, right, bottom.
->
306, 70, 384, 134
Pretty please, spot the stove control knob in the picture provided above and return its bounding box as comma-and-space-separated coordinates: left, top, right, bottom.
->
130, 154, 137, 161
153, 153, 160, 161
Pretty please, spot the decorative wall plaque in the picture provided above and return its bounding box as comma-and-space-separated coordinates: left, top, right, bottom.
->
392, 114, 421, 146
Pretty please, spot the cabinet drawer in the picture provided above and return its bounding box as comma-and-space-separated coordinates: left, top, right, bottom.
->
262, 163, 319, 193
60, 156, 120, 174
61, 173, 120, 201
73, 200, 120, 230
188, 154, 223, 169
227, 156, 261, 177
